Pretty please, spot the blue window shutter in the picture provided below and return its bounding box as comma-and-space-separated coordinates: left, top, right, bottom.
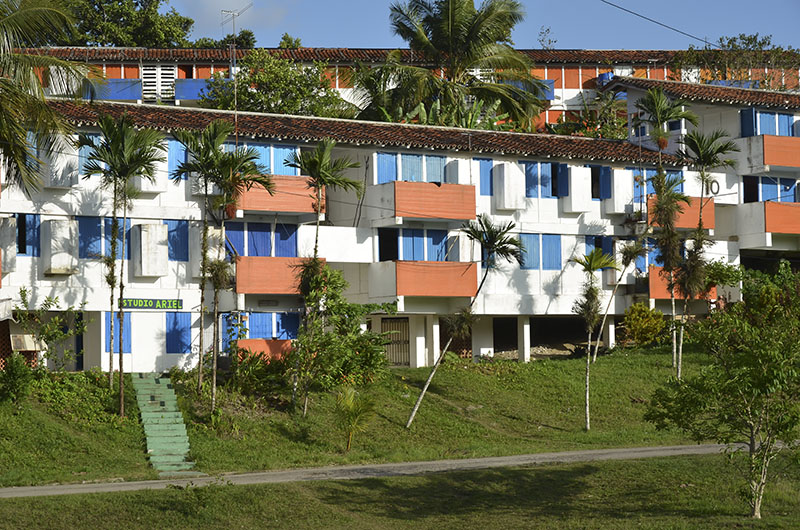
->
762, 177, 779, 202
520, 233, 539, 270
168, 138, 186, 179
540, 163, 554, 198
276, 313, 300, 339
541, 235, 561, 270
77, 216, 102, 259
780, 179, 796, 202
402, 229, 424, 260
252, 143, 271, 173
225, 222, 245, 258
426, 230, 447, 261
599, 166, 612, 199
248, 312, 273, 339
273, 145, 298, 175
79, 133, 98, 175
163, 219, 189, 261
740, 108, 757, 137
759, 111, 777, 135
377, 152, 397, 184
401, 154, 423, 182
778, 114, 794, 137
524, 162, 538, 198
602, 236, 614, 258
103, 218, 131, 260
667, 170, 684, 193
555, 164, 569, 197
477, 158, 493, 196
247, 222, 271, 257
635, 251, 647, 272
585, 235, 596, 257
647, 237, 662, 266
632, 168, 644, 204
25, 214, 40, 257
275, 223, 298, 257
105, 312, 131, 353
166, 312, 191, 354
645, 169, 657, 195
426, 155, 445, 183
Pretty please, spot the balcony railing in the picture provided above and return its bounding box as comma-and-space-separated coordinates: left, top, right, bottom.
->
84, 79, 142, 101
648, 265, 717, 300
370, 261, 477, 299
235, 256, 320, 294
237, 175, 318, 214
393, 181, 476, 221
175, 78, 209, 102
647, 196, 715, 230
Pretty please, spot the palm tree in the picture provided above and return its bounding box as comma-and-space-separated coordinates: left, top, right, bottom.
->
384, 0, 545, 128
285, 139, 361, 258
0, 0, 90, 193
79, 114, 165, 417
406, 213, 522, 428
633, 88, 698, 164
571, 248, 618, 431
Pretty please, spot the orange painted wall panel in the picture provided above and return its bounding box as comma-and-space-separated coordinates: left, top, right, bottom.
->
784, 69, 799, 89
765, 202, 800, 234
648, 196, 715, 230
238, 175, 318, 214
548, 109, 563, 124
649, 67, 666, 80
236, 256, 321, 294
632, 67, 647, 78
196, 65, 212, 79
762, 135, 800, 168
214, 65, 230, 77
322, 68, 336, 88
563, 66, 581, 89
394, 181, 476, 220
548, 66, 562, 89
581, 65, 597, 88
238, 339, 292, 360
106, 64, 122, 79
177, 65, 192, 79
531, 67, 546, 80
649, 266, 717, 300
337, 67, 354, 88
396, 261, 477, 297
123, 65, 139, 79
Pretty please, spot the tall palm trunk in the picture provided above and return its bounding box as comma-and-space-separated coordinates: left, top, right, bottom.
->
314, 187, 322, 259
677, 297, 689, 380
670, 271, 677, 369
211, 283, 219, 413
592, 263, 629, 363
118, 201, 128, 417
197, 187, 209, 394
107, 186, 118, 389
585, 330, 591, 431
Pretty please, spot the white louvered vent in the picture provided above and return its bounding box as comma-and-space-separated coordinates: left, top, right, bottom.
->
142, 64, 176, 103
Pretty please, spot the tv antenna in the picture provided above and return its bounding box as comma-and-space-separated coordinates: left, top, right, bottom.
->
221, 2, 252, 145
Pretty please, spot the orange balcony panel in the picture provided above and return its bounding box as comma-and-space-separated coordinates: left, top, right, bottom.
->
238, 175, 318, 214
236, 256, 323, 294
648, 266, 717, 300
764, 202, 800, 235
396, 261, 477, 297
394, 181, 475, 220
762, 136, 800, 168
238, 339, 292, 361
648, 196, 715, 230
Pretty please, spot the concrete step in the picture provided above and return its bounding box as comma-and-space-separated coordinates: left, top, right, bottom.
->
154, 462, 195, 472
144, 424, 187, 434
141, 411, 183, 420
149, 454, 190, 464
147, 440, 190, 452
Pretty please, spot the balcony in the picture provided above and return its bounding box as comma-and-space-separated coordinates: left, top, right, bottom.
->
735, 135, 800, 174
174, 78, 209, 103
236, 256, 322, 294
369, 261, 477, 299
647, 196, 715, 230
83, 79, 142, 101
735, 201, 800, 249
237, 175, 318, 214
374, 181, 475, 222
648, 266, 717, 300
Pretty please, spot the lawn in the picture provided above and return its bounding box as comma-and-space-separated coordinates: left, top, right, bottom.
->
0, 454, 797, 528
177, 347, 705, 475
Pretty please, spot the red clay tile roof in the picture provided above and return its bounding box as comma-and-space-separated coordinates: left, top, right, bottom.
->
47, 99, 680, 166
603, 76, 800, 109
23, 47, 679, 65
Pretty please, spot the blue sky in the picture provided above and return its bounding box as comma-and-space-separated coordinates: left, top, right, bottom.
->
169, 0, 799, 51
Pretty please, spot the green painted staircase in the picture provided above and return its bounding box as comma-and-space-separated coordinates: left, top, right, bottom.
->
132, 373, 201, 478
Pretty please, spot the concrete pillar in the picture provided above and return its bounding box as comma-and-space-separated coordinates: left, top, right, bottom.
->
409, 315, 426, 368
471, 316, 494, 361
602, 316, 616, 350
425, 315, 440, 366
517, 316, 531, 363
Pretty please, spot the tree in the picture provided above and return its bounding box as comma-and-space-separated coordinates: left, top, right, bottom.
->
59, 0, 194, 47
380, 0, 545, 129
633, 88, 698, 163
646, 262, 800, 519
571, 248, 617, 431
285, 139, 361, 258
335, 386, 375, 452
201, 49, 351, 118
547, 91, 627, 139
406, 213, 522, 428
78, 113, 165, 417
193, 29, 255, 50
0, 0, 89, 192
278, 32, 301, 48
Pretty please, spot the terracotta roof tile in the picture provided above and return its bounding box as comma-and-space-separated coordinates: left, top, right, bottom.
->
47, 99, 680, 166
602, 76, 800, 109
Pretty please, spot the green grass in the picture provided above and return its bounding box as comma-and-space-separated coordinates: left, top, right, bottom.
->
178, 347, 704, 474
1, 454, 798, 528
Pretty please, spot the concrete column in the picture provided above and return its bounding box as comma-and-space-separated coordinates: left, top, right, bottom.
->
517, 316, 531, 363
425, 315, 440, 366
471, 316, 494, 361
602, 316, 616, 350
409, 315, 427, 368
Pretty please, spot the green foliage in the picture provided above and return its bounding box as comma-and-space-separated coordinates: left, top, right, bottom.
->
30, 369, 135, 425
278, 32, 301, 48
621, 303, 666, 346
633, 88, 698, 153
334, 385, 375, 452
704, 261, 742, 293
13, 287, 89, 369
193, 30, 255, 50
0, 354, 34, 403
546, 91, 627, 139
201, 50, 351, 118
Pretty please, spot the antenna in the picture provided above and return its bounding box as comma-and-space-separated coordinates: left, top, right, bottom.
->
220, 2, 252, 146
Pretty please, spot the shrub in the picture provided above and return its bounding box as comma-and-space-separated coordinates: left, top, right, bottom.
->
621, 303, 666, 346
0, 353, 34, 403
334, 385, 375, 452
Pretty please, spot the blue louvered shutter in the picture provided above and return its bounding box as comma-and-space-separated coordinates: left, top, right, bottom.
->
477, 158, 493, 196
426, 155, 445, 183
541, 234, 561, 270
276, 313, 300, 339
666, 170, 684, 193
105, 311, 131, 353
402, 229, 424, 260
585, 235, 597, 257
163, 219, 189, 261
401, 154, 423, 182
762, 177, 779, 202
103, 218, 130, 260
524, 162, 538, 198
602, 236, 614, 258
426, 230, 447, 261
275, 223, 297, 257
166, 312, 191, 354
77, 216, 102, 259
79, 134, 98, 175
759, 111, 777, 135
168, 138, 187, 179
22, 214, 41, 257
377, 152, 397, 184
248, 312, 273, 339
555, 164, 569, 197
247, 223, 271, 257
780, 179, 796, 202
540, 163, 554, 198
645, 169, 657, 195
273, 145, 297, 175
778, 114, 794, 137
252, 143, 271, 173
225, 222, 245, 258
520, 233, 539, 270
647, 237, 662, 266
740, 108, 757, 137
599, 166, 612, 199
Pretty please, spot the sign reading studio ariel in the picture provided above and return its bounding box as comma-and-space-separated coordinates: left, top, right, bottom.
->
121, 298, 183, 310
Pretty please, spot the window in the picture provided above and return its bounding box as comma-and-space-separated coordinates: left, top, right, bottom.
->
275, 223, 298, 257
632, 168, 683, 202
77, 216, 102, 259
225, 222, 244, 259
743, 176, 759, 203
377, 152, 397, 184
746, 176, 800, 203
635, 237, 662, 271
378, 152, 450, 184
523, 161, 538, 198
401, 154, 423, 182
426, 229, 447, 261
103, 218, 130, 260
276, 312, 300, 339
401, 229, 424, 260
221, 313, 243, 353
533, 162, 568, 199
273, 145, 298, 176
79, 133, 100, 175
667, 120, 682, 132
519, 233, 540, 270
250, 143, 271, 173
247, 222, 271, 257
15, 213, 40, 257
426, 155, 446, 183
742, 108, 797, 138
476, 158, 493, 196
167, 138, 186, 179
248, 312, 272, 339
163, 220, 189, 261
541, 234, 561, 271
25, 131, 40, 171
166, 312, 191, 354
589, 165, 612, 200
759, 111, 777, 136
105, 311, 131, 353
378, 228, 399, 261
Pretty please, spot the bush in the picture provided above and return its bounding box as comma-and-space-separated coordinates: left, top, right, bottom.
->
31, 369, 127, 424
621, 303, 666, 346
0, 354, 34, 403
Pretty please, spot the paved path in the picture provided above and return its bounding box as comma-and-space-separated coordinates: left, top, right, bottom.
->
0, 443, 738, 499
